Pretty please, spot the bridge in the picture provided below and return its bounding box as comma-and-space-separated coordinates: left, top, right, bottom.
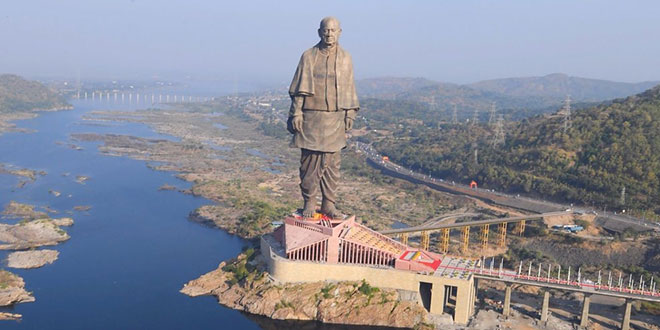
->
380, 211, 571, 253
450, 256, 659, 330
74, 91, 213, 104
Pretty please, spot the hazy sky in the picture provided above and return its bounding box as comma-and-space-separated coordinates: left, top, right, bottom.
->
2, 0, 659, 85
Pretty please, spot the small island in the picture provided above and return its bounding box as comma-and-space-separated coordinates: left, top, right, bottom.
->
0, 200, 75, 319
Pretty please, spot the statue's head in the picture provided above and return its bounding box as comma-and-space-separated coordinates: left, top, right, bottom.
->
318, 17, 341, 47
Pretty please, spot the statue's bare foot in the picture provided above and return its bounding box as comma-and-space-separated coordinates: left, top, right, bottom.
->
320, 201, 344, 220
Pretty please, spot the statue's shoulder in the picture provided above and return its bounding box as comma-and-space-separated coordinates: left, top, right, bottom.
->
300, 45, 318, 59
337, 45, 353, 60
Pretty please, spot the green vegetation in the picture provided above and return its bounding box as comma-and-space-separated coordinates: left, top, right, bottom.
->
0, 74, 68, 113
573, 219, 590, 230
274, 299, 295, 311
357, 279, 379, 298
221, 248, 260, 285
320, 283, 336, 299
235, 199, 292, 238
0, 269, 18, 289
373, 85, 660, 217
639, 301, 660, 316
258, 121, 288, 139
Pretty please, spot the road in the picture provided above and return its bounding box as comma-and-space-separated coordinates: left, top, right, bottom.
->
354, 141, 659, 233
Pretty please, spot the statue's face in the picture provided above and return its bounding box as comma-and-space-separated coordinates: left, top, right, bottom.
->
318, 20, 341, 47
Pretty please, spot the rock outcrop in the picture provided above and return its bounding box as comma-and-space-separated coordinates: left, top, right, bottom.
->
7, 249, 59, 269
0, 270, 34, 307
0, 218, 70, 250
181, 250, 431, 329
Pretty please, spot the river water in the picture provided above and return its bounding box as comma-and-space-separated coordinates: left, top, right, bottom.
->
0, 98, 390, 330
0, 99, 265, 329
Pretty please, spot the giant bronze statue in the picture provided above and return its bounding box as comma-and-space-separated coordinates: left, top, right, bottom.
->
287, 17, 359, 219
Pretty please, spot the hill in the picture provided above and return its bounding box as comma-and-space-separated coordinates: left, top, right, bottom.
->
357, 74, 657, 121
0, 74, 69, 113
374, 84, 660, 217
468, 73, 659, 103
356, 77, 439, 99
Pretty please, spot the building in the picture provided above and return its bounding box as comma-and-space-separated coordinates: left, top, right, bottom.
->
261, 214, 478, 324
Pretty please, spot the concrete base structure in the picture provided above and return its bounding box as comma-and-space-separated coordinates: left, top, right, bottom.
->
261, 235, 476, 324
503, 284, 512, 317
540, 291, 550, 323
580, 294, 591, 327
621, 299, 632, 330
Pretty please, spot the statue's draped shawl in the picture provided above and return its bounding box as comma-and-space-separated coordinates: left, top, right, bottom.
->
289, 43, 360, 110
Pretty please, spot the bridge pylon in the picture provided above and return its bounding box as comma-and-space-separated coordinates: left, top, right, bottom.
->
441, 228, 449, 254
480, 224, 489, 250
420, 231, 430, 251
516, 220, 525, 236
498, 222, 507, 247
399, 233, 408, 245
462, 226, 470, 253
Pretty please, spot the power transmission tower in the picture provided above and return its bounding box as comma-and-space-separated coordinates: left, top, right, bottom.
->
473, 143, 479, 165
491, 114, 505, 146
452, 104, 458, 124
620, 187, 626, 206
472, 108, 479, 124
488, 102, 497, 125
562, 95, 572, 134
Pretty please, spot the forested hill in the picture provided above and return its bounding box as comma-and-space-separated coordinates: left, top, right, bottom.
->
375, 84, 660, 217
0, 74, 69, 113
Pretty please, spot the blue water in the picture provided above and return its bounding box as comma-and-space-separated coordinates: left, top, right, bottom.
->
0, 99, 260, 329
0, 99, 389, 330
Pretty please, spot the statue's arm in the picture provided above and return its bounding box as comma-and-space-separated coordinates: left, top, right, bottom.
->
287, 96, 304, 134
345, 109, 357, 131
289, 96, 304, 117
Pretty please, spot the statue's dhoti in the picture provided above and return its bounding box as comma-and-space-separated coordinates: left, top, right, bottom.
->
299, 148, 340, 206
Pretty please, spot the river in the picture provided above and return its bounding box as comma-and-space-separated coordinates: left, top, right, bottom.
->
0, 98, 381, 329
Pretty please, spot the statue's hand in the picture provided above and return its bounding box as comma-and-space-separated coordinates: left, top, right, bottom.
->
286, 116, 296, 134
292, 115, 304, 133
345, 117, 354, 131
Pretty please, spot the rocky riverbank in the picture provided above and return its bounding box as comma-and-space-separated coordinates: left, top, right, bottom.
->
181, 249, 432, 329
0, 200, 75, 318
75, 105, 482, 239
0, 270, 34, 310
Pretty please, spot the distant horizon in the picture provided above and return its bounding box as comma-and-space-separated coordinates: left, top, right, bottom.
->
2, 1, 659, 86
16, 71, 660, 90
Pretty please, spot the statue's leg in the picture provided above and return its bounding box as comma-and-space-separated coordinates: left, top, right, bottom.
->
320, 151, 343, 219
300, 149, 322, 217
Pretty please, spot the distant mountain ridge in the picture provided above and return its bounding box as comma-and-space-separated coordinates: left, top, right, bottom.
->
467, 73, 659, 102
357, 74, 659, 120
0, 74, 69, 113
